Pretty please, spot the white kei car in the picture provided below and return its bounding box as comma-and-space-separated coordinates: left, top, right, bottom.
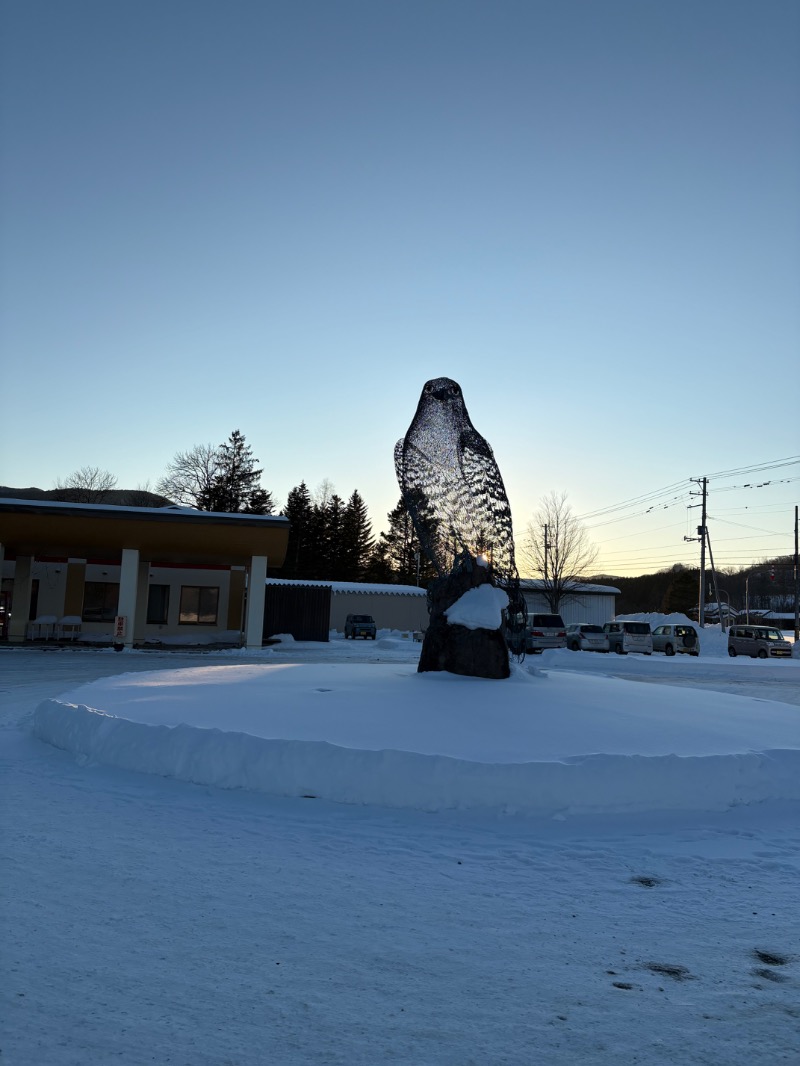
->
565, 623, 609, 652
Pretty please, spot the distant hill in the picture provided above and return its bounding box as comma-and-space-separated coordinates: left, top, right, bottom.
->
590, 559, 794, 616
0, 486, 174, 507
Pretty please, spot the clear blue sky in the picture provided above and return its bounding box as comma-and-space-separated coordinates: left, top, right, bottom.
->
1, 0, 798, 575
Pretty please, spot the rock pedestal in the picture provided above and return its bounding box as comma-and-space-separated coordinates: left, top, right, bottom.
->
418, 557, 510, 680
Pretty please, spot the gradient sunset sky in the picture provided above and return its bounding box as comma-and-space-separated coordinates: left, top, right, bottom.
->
2, 0, 798, 575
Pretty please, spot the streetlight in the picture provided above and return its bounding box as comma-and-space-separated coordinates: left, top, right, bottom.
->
718, 589, 732, 632
745, 573, 761, 625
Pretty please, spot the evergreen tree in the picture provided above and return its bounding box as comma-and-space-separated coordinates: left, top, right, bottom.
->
303, 502, 328, 580
282, 481, 314, 578
376, 495, 439, 586
318, 493, 346, 579
205, 430, 274, 514
363, 540, 394, 584
661, 568, 699, 615
340, 490, 374, 581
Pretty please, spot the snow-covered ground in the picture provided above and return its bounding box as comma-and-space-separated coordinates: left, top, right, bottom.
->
2, 617, 800, 1064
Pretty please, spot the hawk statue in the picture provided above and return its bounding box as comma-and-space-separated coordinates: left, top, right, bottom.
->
394, 376, 518, 587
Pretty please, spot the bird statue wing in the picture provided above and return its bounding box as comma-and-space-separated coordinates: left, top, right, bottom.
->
457, 428, 516, 581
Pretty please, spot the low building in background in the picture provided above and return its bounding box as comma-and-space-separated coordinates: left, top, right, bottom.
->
519, 580, 620, 626
265, 578, 428, 641
0, 497, 289, 649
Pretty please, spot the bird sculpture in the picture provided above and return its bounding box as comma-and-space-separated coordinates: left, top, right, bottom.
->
394, 377, 518, 587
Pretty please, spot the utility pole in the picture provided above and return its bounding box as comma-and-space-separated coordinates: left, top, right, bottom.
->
688, 476, 708, 627
794, 505, 799, 643
543, 524, 549, 582
698, 477, 707, 628
705, 528, 726, 632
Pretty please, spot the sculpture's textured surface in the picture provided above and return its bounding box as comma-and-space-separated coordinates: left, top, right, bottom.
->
396, 378, 527, 675
394, 377, 517, 584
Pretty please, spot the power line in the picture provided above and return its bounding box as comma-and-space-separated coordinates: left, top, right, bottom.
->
577, 482, 690, 522
713, 475, 800, 494
708, 515, 790, 537
701, 456, 799, 480
576, 456, 798, 525
583, 494, 692, 530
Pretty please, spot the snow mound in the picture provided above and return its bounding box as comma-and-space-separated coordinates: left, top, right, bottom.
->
33, 662, 800, 818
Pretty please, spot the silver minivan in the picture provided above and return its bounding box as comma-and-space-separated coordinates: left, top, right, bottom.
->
727, 625, 792, 659
603, 620, 653, 655
526, 614, 567, 653
652, 624, 699, 657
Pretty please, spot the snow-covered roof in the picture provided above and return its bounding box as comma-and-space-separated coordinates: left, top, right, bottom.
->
0, 497, 289, 525
265, 577, 427, 597
0, 496, 290, 567
519, 579, 621, 595
265, 577, 618, 598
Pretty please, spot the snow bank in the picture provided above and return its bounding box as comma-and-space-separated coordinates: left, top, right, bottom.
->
33, 663, 800, 818
31, 697, 800, 816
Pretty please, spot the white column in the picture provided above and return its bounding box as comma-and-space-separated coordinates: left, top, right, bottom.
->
134, 559, 150, 642
117, 548, 140, 649
8, 555, 33, 643
244, 555, 267, 649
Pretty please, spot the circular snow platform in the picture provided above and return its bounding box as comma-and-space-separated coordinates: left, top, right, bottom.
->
34, 662, 800, 817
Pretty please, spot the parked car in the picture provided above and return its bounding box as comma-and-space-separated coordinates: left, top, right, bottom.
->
525, 614, 567, 653
727, 625, 792, 659
565, 623, 608, 652
651, 624, 699, 657
344, 614, 377, 640
602, 620, 653, 655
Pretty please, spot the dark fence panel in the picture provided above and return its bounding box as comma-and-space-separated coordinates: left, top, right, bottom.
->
263, 584, 331, 643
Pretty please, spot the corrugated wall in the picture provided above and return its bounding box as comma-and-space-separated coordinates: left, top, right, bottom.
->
264, 584, 332, 642
523, 592, 616, 626
331, 592, 429, 634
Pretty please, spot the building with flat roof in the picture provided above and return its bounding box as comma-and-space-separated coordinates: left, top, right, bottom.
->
0, 497, 289, 648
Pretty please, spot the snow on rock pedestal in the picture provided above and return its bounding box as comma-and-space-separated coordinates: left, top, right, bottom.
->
444, 584, 509, 630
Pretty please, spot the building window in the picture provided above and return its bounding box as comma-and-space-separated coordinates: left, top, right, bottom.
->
146, 584, 170, 625
82, 582, 119, 623
179, 586, 219, 625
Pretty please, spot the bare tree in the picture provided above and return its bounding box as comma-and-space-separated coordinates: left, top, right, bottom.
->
156, 444, 220, 509
312, 478, 336, 508
519, 491, 599, 612
53, 466, 117, 503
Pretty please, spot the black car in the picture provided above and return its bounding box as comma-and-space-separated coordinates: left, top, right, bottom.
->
344, 614, 377, 639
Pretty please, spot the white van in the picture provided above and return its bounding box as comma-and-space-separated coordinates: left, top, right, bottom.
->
602, 620, 653, 655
